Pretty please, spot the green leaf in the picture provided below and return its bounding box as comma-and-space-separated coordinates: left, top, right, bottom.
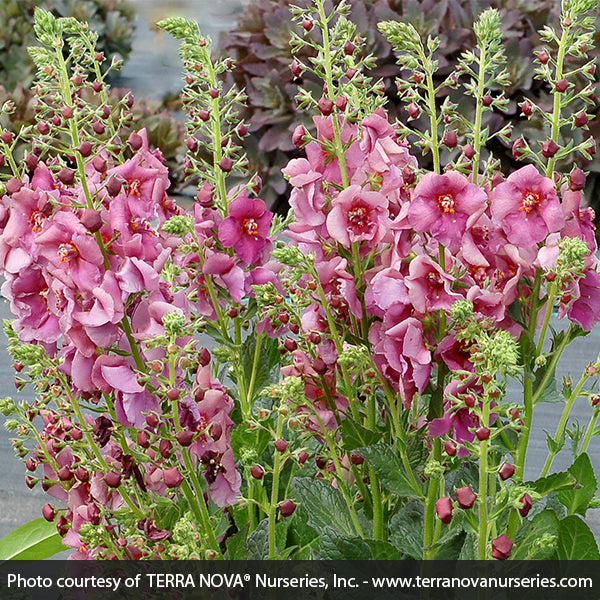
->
556, 515, 600, 560
293, 478, 356, 536
389, 501, 424, 559
534, 370, 562, 403
340, 418, 380, 451
246, 518, 288, 559
557, 453, 597, 516
241, 335, 278, 402
316, 527, 372, 560
0, 518, 64, 561
527, 472, 577, 496
512, 510, 559, 560
364, 539, 402, 560
225, 524, 249, 560
355, 444, 422, 499
286, 506, 319, 559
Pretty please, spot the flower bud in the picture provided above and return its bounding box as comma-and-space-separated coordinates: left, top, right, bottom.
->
512, 137, 526, 160
521, 100, 532, 116
163, 466, 184, 488
302, 18, 313, 31
75, 466, 89, 482
335, 96, 348, 111
250, 465, 264, 480
312, 357, 327, 375
542, 140, 559, 158
570, 167, 586, 191
476, 426, 490, 441
104, 471, 121, 488
291, 59, 302, 78
350, 453, 364, 465
455, 486, 476, 509
309, 331, 322, 344
275, 438, 288, 453
444, 439, 457, 456
42, 503, 55, 522
298, 451, 309, 465
435, 496, 453, 524
92, 155, 106, 173
482, 94, 493, 107
93, 120, 105, 135
279, 499, 297, 517
37, 121, 50, 135
492, 534, 513, 560
176, 429, 194, 447
555, 78, 568, 93
317, 97, 334, 116
199, 348, 211, 367
344, 41, 355, 55
159, 439, 172, 458
60, 105, 73, 119
518, 493, 533, 517
575, 111, 589, 128
219, 156, 234, 172
6, 177, 23, 194
443, 131, 458, 148
461, 144, 475, 159
80, 209, 103, 233
498, 462, 515, 480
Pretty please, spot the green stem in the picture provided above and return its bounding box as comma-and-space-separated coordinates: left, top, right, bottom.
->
268, 415, 284, 559
478, 392, 491, 560
579, 406, 599, 456
472, 46, 487, 184
423, 438, 442, 559
536, 282, 557, 357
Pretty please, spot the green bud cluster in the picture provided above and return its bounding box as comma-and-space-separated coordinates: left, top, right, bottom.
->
162, 311, 187, 337
162, 215, 194, 237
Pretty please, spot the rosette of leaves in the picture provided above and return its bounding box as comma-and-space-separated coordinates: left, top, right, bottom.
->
219, 0, 599, 216
0, 0, 135, 92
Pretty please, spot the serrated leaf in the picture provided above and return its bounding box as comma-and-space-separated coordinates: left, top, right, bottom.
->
557, 453, 597, 516
0, 518, 64, 561
527, 472, 577, 496
389, 501, 424, 559
246, 518, 288, 559
225, 524, 249, 560
316, 527, 372, 560
355, 444, 422, 499
364, 539, 402, 560
534, 370, 562, 403
340, 418, 379, 451
512, 510, 559, 560
556, 515, 600, 560
293, 478, 356, 536
241, 335, 277, 402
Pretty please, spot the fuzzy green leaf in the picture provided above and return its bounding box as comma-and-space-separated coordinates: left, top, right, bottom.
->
557, 453, 597, 516
556, 515, 600, 560
0, 518, 64, 561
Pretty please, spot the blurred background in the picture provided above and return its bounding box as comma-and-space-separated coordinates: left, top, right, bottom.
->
0, 0, 599, 541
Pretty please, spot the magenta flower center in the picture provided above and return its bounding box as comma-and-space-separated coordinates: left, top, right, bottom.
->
242, 218, 259, 238
426, 271, 445, 298
57, 242, 78, 263
437, 194, 455, 214
30, 211, 46, 233
347, 205, 370, 232
519, 191, 539, 213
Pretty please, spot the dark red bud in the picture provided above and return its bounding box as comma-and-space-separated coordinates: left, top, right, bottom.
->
52, 115, 61, 127
145, 413, 159, 427
575, 111, 589, 127
208, 88, 219, 99
219, 156, 234, 172
555, 78, 568, 93
93, 121, 105, 135
57, 167, 75, 185
435, 496, 453, 524
198, 109, 210, 122
492, 534, 513, 560
315, 455, 327, 469
302, 18, 313, 31
455, 486, 477, 509
444, 439, 457, 456
176, 429, 194, 446
298, 451, 309, 465
291, 59, 302, 78
350, 454, 364, 465
279, 499, 297, 517
482, 94, 493, 107
199, 347, 211, 367
128, 132, 143, 151
346, 67, 357, 79
537, 50, 550, 64
344, 41, 355, 55
25, 153, 39, 171
313, 357, 327, 375
37, 121, 50, 135
163, 466, 184, 488
6, 177, 23, 194
476, 426, 490, 441
80, 209, 103, 233
292, 126, 306, 149
251, 465, 264, 479
166, 388, 180, 401
570, 167, 586, 191
106, 177, 122, 197
284, 339, 297, 352
75, 466, 89, 482
464, 393, 476, 408
407, 102, 420, 119
78, 141, 92, 157
309, 331, 322, 344
521, 100, 532, 116
92, 80, 102, 93
42, 503, 55, 522
512, 137, 526, 160
237, 123, 248, 137
159, 439, 172, 458
317, 97, 334, 116
519, 493, 533, 517
335, 96, 348, 111
137, 430, 150, 448
542, 140, 560, 158
498, 462, 515, 480
57, 466, 73, 481
92, 155, 107, 173
443, 131, 458, 148
275, 438, 288, 453
60, 105, 73, 119
461, 144, 475, 159
1, 131, 13, 144
104, 471, 121, 488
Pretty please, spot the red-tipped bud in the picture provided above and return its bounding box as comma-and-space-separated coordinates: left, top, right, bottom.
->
166, 388, 180, 401
521, 100, 532, 116
284, 339, 297, 352
309, 331, 322, 344
498, 462, 515, 480
25, 153, 39, 171
344, 41, 355, 55
350, 454, 364, 465
198, 109, 210, 122
92, 155, 106, 173
279, 499, 297, 517
575, 111, 589, 127
492, 534, 513, 560
75, 466, 89, 482
159, 439, 172, 458
25, 458, 37, 471
127, 132, 143, 151
292, 125, 307, 149
60, 105, 73, 119
80, 209, 103, 233
435, 496, 453, 524
312, 357, 327, 375
407, 102, 420, 119
512, 137, 526, 160
555, 78, 569, 93
291, 59, 302, 78
335, 96, 348, 111
455, 486, 477, 509
219, 156, 234, 172
58, 167, 75, 185
464, 393, 476, 408
482, 94, 493, 107
37, 121, 50, 135
302, 18, 313, 31
145, 413, 159, 427
137, 430, 150, 448
537, 50, 550, 64
93, 121, 105, 135
461, 144, 475, 159
199, 348, 211, 367
57, 466, 73, 481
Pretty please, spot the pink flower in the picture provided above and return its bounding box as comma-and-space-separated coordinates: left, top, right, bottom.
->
326, 184, 389, 248
408, 171, 487, 252
490, 164, 565, 246
568, 267, 600, 331
282, 158, 326, 227
218, 193, 272, 265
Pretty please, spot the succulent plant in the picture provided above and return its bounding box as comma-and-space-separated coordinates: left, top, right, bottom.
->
0, 0, 135, 92
219, 0, 599, 218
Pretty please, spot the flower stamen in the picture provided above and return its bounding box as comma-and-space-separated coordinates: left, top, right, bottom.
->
438, 194, 455, 214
